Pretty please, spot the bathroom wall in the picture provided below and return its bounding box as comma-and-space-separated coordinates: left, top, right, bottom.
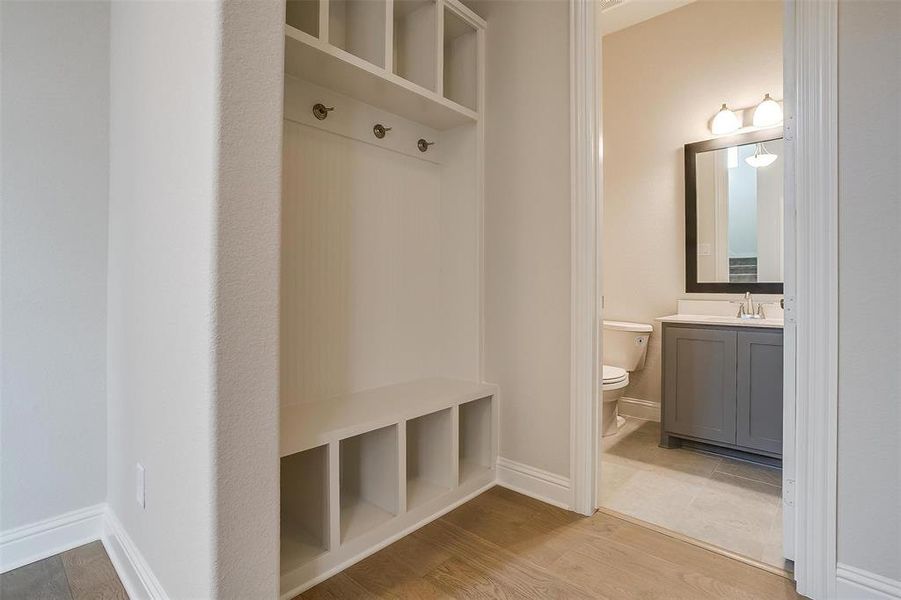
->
837, 0, 901, 585
0, 0, 109, 534
602, 0, 782, 406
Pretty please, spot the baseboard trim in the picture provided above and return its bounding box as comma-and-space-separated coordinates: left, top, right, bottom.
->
496, 457, 572, 510
0, 504, 106, 573
836, 564, 901, 599
618, 397, 660, 422
102, 509, 167, 600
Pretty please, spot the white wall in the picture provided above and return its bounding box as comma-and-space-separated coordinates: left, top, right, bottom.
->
107, 1, 282, 597
837, 0, 901, 584
476, 0, 572, 478
107, 3, 218, 595
602, 0, 782, 406
0, 0, 109, 532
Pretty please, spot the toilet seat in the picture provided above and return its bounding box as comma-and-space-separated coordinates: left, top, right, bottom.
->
602, 365, 629, 391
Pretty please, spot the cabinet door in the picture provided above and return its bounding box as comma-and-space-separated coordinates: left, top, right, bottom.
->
737, 330, 783, 455
663, 327, 738, 444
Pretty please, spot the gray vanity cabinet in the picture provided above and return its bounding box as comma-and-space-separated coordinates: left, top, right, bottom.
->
662, 324, 783, 458
663, 327, 737, 444
736, 330, 784, 455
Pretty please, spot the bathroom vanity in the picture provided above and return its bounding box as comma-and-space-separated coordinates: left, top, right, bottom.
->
658, 313, 783, 460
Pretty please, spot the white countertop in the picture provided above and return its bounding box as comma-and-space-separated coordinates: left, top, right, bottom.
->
656, 299, 784, 329
657, 314, 784, 329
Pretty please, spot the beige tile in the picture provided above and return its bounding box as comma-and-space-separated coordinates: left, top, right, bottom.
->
601, 468, 697, 526
716, 458, 782, 487
599, 417, 785, 569
604, 419, 722, 479
760, 503, 789, 569
598, 460, 640, 505
704, 471, 782, 506
674, 472, 781, 562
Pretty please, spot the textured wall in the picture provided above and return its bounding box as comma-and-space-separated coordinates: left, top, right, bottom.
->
837, 0, 901, 583
0, 0, 109, 532
213, 1, 283, 596
602, 0, 783, 406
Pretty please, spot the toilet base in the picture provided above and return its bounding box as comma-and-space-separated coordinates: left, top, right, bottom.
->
601, 401, 625, 437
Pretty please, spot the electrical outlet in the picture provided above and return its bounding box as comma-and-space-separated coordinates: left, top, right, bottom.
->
136, 463, 146, 509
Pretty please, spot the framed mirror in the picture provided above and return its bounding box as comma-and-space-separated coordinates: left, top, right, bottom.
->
685, 128, 784, 293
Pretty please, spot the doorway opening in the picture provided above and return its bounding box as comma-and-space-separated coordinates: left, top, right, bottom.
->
594, 0, 789, 573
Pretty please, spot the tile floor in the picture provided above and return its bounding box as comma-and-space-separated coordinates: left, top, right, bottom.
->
600, 416, 787, 569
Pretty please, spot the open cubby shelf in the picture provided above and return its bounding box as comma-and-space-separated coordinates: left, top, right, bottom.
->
279, 380, 495, 595
286, 0, 319, 38
339, 425, 399, 542
284, 0, 482, 130
329, 0, 386, 68
459, 396, 493, 485
280, 445, 329, 574
406, 408, 453, 509
442, 5, 478, 111
393, 0, 437, 91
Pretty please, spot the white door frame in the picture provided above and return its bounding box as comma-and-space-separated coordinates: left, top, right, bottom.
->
569, 1, 839, 597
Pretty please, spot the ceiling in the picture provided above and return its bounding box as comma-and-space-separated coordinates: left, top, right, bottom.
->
600, 0, 698, 36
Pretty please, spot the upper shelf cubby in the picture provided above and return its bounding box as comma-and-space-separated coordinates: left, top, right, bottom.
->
329, 0, 387, 68
393, 0, 437, 92
442, 5, 478, 111
286, 0, 320, 37
284, 0, 484, 130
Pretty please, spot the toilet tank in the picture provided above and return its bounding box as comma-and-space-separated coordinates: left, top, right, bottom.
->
603, 320, 653, 371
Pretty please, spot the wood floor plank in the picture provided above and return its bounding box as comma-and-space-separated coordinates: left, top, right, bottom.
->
296, 572, 375, 599
303, 487, 804, 600
343, 537, 453, 599
60, 541, 128, 600
582, 512, 800, 598
413, 518, 595, 598
0, 556, 72, 600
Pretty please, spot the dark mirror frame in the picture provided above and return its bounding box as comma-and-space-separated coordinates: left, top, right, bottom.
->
685, 128, 784, 294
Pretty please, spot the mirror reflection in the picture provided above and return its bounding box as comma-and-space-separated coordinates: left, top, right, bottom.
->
694, 138, 783, 284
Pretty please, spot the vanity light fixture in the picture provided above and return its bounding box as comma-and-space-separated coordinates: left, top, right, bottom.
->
745, 143, 778, 168
752, 93, 783, 127
711, 103, 741, 134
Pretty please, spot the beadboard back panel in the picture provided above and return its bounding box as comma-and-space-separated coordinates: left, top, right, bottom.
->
281, 79, 480, 406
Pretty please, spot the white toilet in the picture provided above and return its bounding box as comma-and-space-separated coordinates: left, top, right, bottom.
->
602, 320, 653, 436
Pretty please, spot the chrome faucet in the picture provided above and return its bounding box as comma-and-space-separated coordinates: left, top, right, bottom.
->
734, 292, 766, 319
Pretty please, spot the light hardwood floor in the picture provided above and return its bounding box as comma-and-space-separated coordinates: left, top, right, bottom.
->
0, 541, 127, 600
299, 486, 804, 599
2, 488, 803, 599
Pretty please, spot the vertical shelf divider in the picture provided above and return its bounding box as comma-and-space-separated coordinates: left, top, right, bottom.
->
434, 0, 445, 97
327, 440, 341, 551
319, 0, 330, 44
451, 404, 460, 486
397, 420, 408, 515
384, 0, 395, 73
